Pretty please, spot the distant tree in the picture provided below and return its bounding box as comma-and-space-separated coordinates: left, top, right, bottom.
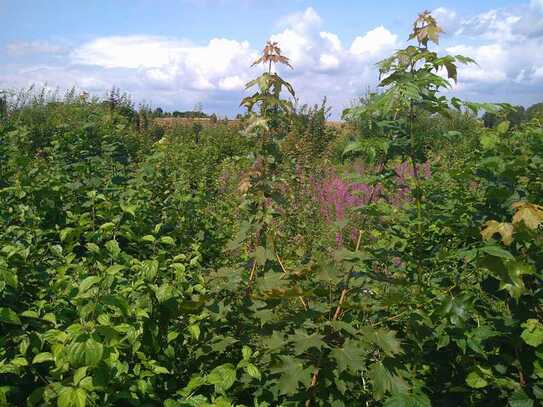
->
527, 102, 543, 122
0, 91, 7, 119
192, 122, 203, 144
483, 105, 526, 128
153, 107, 164, 117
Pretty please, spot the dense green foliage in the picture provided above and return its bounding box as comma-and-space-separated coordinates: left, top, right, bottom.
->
1, 12, 543, 407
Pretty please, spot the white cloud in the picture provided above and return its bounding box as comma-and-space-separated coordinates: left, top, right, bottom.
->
350, 26, 397, 57
2, 5, 543, 117
218, 75, 245, 90
433, 7, 458, 33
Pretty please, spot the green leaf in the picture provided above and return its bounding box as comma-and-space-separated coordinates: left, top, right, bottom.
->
60, 228, 75, 242
330, 338, 366, 373
160, 236, 176, 245
207, 363, 236, 392
105, 240, 120, 257
361, 327, 403, 356
254, 246, 267, 266
509, 390, 534, 407
57, 386, 86, 407
32, 352, 53, 364
99, 222, 115, 232
480, 245, 515, 260
181, 375, 206, 397
120, 202, 137, 217
384, 393, 431, 407
105, 264, 125, 275
369, 362, 393, 400
0, 307, 21, 325
274, 356, 312, 396
242, 345, 252, 360
188, 324, 200, 340
0, 267, 17, 289
291, 330, 327, 355
68, 338, 104, 367
521, 319, 543, 347
141, 235, 156, 243
246, 363, 261, 380
496, 120, 510, 134
78, 276, 101, 294
466, 371, 488, 388
73, 367, 88, 386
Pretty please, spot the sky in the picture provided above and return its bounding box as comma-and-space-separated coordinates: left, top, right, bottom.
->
2, 0, 543, 117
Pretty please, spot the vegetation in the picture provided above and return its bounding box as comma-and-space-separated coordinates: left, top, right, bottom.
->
1, 11, 543, 407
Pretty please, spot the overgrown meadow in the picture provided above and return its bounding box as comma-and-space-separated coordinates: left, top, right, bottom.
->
1, 11, 543, 407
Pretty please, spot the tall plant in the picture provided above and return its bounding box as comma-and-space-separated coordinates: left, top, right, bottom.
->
235, 41, 297, 293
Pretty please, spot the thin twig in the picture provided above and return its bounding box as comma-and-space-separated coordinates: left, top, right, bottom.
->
306, 229, 363, 406
246, 260, 257, 297
276, 253, 308, 310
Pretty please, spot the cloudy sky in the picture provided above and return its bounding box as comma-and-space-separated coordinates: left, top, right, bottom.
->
2, 0, 543, 117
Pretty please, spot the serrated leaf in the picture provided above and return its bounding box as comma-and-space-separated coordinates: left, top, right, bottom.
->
384, 393, 431, 407
275, 356, 312, 396
481, 220, 513, 246
369, 362, 393, 400
330, 338, 366, 373
291, 330, 327, 355
361, 327, 403, 356
512, 202, 543, 230
254, 246, 267, 266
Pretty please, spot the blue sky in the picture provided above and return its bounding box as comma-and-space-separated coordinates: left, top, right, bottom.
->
2, 0, 543, 117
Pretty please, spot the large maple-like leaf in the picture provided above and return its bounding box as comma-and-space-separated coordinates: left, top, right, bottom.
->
512, 202, 543, 230
481, 220, 514, 246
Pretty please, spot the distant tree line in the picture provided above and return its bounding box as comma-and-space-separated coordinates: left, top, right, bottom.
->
152, 107, 211, 119
482, 102, 543, 128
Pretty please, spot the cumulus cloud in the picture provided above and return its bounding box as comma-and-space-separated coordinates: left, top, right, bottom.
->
442, 2, 543, 104
350, 26, 398, 57
2, 4, 543, 116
